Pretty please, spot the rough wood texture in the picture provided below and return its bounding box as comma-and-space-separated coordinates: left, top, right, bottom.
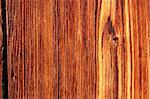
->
98, 0, 150, 99
7, 0, 58, 99
5, 0, 150, 99
6, 0, 98, 99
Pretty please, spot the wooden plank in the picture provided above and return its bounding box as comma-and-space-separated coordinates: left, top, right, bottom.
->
6, 0, 58, 99
58, 0, 98, 98
98, 0, 150, 98
6, 0, 99, 99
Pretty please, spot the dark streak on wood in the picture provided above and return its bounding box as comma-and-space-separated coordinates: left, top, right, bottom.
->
1, 0, 8, 98
0, 0, 2, 98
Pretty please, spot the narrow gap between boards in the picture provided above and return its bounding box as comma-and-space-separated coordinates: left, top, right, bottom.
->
1, 0, 8, 98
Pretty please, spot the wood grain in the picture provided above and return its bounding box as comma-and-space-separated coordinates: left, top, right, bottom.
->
4, 0, 150, 99
7, 0, 58, 98
6, 0, 98, 99
98, 0, 150, 99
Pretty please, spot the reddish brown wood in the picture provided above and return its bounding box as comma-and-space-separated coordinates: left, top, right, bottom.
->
7, 0, 59, 98
5, 0, 150, 99
6, 0, 99, 99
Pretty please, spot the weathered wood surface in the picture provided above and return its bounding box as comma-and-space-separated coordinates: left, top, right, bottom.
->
3, 0, 150, 99
6, 0, 98, 99
99, 0, 150, 99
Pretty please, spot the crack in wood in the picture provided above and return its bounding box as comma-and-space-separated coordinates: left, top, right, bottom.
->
1, 0, 8, 98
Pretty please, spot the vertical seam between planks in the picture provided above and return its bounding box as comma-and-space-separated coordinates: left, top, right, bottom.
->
1, 0, 8, 98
